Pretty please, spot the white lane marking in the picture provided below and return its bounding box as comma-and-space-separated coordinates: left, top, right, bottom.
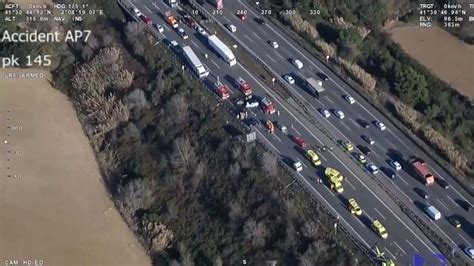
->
431, 168, 472, 205
272, 133, 282, 142
326, 97, 334, 104
190, 39, 199, 48
267, 54, 277, 63
385, 138, 395, 148
446, 195, 456, 205
255, 128, 281, 154
374, 208, 386, 220
210, 59, 220, 69
459, 233, 470, 244
340, 121, 352, 132
275, 52, 285, 60
319, 154, 327, 162
293, 171, 371, 247
346, 179, 357, 191
151, 2, 160, 10
391, 180, 411, 201
397, 175, 410, 186
350, 118, 360, 128
222, 16, 230, 23
386, 128, 412, 150
251, 31, 262, 41
292, 126, 301, 135
436, 199, 449, 210
144, 5, 152, 13
394, 241, 407, 255
384, 248, 395, 259
243, 34, 253, 43
238, 62, 436, 253
406, 239, 419, 253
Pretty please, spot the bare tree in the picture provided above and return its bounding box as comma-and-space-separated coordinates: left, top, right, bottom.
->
214, 257, 223, 266
228, 200, 243, 221
171, 137, 196, 168
228, 162, 241, 177
298, 246, 315, 266
284, 222, 297, 248
260, 151, 278, 177
122, 122, 140, 141
125, 88, 149, 110
166, 200, 179, 220
230, 144, 242, 160
117, 178, 154, 224
168, 93, 189, 125
179, 243, 194, 266
243, 219, 269, 248
149, 222, 174, 253
301, 220, 319, 239
191, 161, 206, 189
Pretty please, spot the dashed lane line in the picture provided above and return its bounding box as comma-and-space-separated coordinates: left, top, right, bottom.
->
238, 62, 436, 254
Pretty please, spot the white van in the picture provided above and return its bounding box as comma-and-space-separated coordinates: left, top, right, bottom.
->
292, 59, 303, 69
425, 205, 441, 220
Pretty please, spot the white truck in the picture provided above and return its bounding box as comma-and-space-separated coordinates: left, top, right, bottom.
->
425, 205, 441, 220
208, 35, 236, 66
166, 0, 178, 7
182, 46, 209, 78
305, 77, 325, 99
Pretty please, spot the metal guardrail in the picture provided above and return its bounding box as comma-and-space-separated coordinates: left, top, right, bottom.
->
116, 0, 251, 134
254, 138, 376, 264
182, 1, 376, 263
179, 1, 471, 264
241, 2, 471, 265
244, 1, 474, 197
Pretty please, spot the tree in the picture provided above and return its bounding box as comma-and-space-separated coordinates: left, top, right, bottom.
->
171, 137, 196, 168
243, 219, 269, 248
260, 151, 278, 177
125, 89, 149, 110
394, 65, 428, 106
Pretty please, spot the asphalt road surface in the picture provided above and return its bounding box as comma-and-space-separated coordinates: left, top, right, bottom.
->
191, 0, 473, 259
121, 0, 470, 264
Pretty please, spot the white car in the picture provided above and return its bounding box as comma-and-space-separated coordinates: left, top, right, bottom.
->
245, 100, 259, 108
292, 59, 303, 69
197, 27, 207, 36
334, 110, 345, 119
464, 247, 474, 259
320, 108, 330, 118
270, 41, 279, 49
362, 135, 375, 145
345, 95, 355, 104
284, 74, 295, 84
227, 24, 236, 33
293, 161, 303, 172
133, 8, 142, 16
367, 163, 379, 174
375, 121, 386, 131
177, 28, 188, 39
155, 24, 164, 33
390, 160, 402, 171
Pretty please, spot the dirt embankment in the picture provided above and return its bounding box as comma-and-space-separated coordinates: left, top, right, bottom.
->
0, 69, 150, 266
389, 25, 474, 100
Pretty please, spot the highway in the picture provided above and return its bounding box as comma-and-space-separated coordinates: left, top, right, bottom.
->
188, 0, 474, 259
121, 0, 465, 264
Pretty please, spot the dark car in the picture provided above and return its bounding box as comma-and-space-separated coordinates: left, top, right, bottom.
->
381, 167, 396, 179
458, 200, 472, 211
317, 72, 329, 81
244, 117, 258, 127
358, 145, 371, 156
255, 17, 266, 25
357, 119, 370, 128
414, 187, 428, 199
196, 0, 205, 4
436, 178, 449, 189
